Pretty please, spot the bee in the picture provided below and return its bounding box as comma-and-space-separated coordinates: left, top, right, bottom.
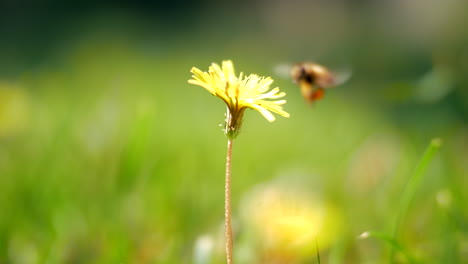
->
274, 61, 351, 104
291, 62, 345, 104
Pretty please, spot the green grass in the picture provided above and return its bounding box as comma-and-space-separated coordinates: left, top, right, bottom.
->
0, 24, 467, 264
389, 138, 443, 263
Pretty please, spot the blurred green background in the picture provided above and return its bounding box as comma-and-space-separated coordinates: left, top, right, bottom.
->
0, 0, 467, 263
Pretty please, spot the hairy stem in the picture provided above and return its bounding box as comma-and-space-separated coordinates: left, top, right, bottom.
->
225, 138, 234, 264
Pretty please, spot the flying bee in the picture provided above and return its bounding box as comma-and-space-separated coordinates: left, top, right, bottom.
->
276, 62, 350, 104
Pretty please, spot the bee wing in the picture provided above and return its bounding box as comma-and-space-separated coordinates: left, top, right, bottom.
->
273, 63, 294, 79
331, 67, 352, 86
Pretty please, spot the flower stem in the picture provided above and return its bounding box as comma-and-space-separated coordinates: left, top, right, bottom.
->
225, 138, 234, 264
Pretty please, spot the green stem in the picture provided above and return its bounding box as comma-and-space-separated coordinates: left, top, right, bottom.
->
225, 139, 234, 264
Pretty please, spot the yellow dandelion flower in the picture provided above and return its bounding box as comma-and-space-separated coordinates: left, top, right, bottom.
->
241, 183, 342, 260
189, 60, 289, 138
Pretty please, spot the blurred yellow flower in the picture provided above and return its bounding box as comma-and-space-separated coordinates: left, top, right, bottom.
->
189, 60, 289, 138
241, 183, 342, 261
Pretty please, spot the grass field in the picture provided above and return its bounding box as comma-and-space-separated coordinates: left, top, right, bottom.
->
1, 7, 467, 264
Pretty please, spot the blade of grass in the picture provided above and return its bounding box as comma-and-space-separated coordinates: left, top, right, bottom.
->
359, 231, 417, 263
316, 239, 321, 264
390, 138, 442, 263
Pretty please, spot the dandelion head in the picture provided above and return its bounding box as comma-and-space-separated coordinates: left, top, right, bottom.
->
189, 60, 289, 139
241, 182, 342, 260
